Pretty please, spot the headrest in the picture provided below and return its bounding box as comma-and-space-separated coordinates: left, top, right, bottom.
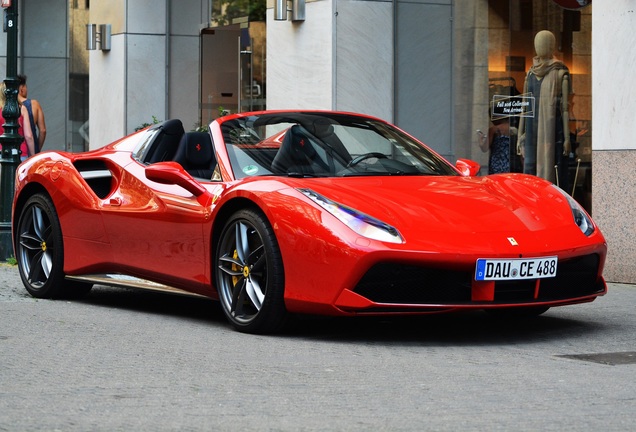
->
158, 119, 184, 136
307, 119, 335, 138
288, 125, 316, 158
182, 132, 213, 166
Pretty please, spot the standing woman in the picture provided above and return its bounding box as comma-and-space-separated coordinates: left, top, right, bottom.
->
0, 81, 36, 161
478, 116, 511, 174
18, 74, 46, 152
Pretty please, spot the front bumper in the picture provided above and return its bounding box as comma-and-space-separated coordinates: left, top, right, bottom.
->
334, 253, 606, 313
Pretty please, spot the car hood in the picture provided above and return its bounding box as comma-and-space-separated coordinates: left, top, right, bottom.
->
290, 174, 587, 252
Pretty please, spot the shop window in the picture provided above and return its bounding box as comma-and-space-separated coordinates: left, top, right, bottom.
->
485, 0, 592, 212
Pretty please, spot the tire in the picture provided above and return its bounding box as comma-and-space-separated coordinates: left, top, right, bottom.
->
485, 306, 550, 319
215, 209, 287, 334
15, 194, 92, 299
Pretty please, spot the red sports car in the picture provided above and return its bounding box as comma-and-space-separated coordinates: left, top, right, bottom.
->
12, 111, 607, 333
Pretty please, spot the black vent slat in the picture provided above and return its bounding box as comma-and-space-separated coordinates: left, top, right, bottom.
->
354, 264, 472, 304
537, 254, 603, 300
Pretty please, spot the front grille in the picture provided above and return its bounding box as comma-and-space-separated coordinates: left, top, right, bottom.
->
354, 264, 473, 304
536, 254, 604, 300
493, 279, 537, 302
353, 254, 604, 306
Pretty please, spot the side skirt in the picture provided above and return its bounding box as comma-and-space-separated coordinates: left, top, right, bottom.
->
66, 274, 209, 299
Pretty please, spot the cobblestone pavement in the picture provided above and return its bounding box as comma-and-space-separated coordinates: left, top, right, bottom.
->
1, 263, 635, 431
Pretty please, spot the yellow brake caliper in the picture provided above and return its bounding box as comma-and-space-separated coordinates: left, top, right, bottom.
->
231, 250, 240, 287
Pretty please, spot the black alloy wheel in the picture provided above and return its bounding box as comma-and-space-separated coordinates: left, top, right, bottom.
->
16, 193, 92, 299
216, 209, 286, 334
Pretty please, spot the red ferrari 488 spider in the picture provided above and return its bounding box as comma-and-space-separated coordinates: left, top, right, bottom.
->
12, 111, 607, 333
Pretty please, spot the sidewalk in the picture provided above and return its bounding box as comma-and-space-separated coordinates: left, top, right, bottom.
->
0, 263, 32, 302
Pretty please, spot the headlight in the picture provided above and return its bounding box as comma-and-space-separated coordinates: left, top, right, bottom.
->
298, 188, 404, 244
552, 185, 594, 236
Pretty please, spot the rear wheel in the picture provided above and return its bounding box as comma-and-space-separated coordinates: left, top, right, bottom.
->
215, 209, 287, 334
16, 194, 92, 299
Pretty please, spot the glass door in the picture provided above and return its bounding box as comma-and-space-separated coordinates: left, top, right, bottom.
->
202, 1, 266, 123
239, 22, 266, 113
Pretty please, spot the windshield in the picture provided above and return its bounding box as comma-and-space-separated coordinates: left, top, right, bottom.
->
219, 112, 458, 179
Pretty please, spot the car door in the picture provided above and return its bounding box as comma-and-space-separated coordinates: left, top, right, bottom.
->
99, 161, 212, 291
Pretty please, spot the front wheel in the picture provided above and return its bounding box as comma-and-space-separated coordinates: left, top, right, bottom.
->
215, 209, 287, 334
16, 194, 92, 299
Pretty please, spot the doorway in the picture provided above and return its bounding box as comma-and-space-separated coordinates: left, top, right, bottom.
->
200, 22, 266, 126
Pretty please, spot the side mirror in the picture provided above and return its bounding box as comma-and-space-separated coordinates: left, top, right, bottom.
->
145, 161, 207, 197
455, 158, 481, 177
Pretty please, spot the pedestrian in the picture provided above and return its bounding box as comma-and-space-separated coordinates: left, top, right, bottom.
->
0, 81, 36, 160
17, 74, 46, 153
477, 116, 513, 174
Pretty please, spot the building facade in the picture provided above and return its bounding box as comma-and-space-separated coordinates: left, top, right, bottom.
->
1, 0, 633, 283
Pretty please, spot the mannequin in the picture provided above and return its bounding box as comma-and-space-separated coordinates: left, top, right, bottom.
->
518, 30, 570, 185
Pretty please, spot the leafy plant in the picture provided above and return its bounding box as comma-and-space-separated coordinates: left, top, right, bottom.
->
192, 122, 209, 133
6, 256, 17, 265
135, 115, 162, 131
218, 106, 231, 117
212, 0, 266, 26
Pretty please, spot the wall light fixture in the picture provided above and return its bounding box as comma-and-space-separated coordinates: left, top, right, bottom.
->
274, 0, 305, 22
86, 24, 111, 51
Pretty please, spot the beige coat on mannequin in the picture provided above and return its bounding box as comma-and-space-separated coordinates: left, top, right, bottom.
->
518, 30, 570, 183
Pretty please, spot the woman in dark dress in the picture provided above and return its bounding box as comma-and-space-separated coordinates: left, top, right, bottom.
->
478, 117, 511, 174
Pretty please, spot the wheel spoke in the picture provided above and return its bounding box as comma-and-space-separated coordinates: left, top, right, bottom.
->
246, 244, 264, 267
235, 222, 249, 262
250, 250, 266, 273
218, 254, 244, 276
244, 239, 265, 310
245, 277, 265, 310
231, 277, 247, 316
19, 232, 43, 251
27, 250, 46, 285
32, 206, 46, 239
41, 251, 53, 278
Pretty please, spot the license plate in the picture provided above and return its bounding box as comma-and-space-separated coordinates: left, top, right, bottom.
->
475, 257, 558, 281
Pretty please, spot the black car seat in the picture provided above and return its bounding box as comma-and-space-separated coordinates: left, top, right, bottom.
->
271, 125, 329, 175
145, 119, 185, 164
307, 118, 351, 165
173, 132, 216, 179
